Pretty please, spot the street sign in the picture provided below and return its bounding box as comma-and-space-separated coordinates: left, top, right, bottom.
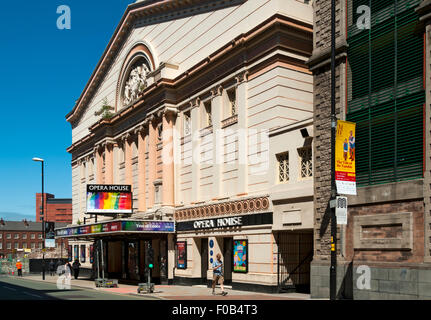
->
335, 196, 348, 225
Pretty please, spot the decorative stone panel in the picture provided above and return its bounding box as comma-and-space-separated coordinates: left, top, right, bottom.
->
353, 212, 413, 250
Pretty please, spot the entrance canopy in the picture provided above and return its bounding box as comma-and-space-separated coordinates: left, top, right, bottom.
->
55, 219, 175, 239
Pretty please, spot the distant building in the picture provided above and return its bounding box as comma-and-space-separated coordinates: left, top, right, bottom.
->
36, 193, 72, 223
0, 219, 68, 259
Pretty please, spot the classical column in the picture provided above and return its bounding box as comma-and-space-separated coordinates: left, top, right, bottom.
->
136, 123, 148, 212
124, 133, 133, 186
104, 142, 114, 185
211, 85, 223, 199
191, 98, 201, 202
162, 108, 177, 207
148, 115, 157, 208
95, 146, 103, 184
167, 233, 175, 283
236, 71, 249, 196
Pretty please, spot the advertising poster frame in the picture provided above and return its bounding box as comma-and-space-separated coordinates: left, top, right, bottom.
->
176, 241, 187, 269
233, 239, 248, 273
86, 184, 133, 215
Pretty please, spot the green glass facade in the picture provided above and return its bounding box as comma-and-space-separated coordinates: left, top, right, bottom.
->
347, 0, 425, 186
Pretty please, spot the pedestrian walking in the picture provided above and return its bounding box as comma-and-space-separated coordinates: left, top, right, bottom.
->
16, 259, 23, 277
72, 259, 81, 280
211, 253, 227, 296
49, 260, 56, 277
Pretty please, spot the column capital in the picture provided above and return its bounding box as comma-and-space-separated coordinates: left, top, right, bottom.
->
210, 85, 223, 98
189, 97, 200, 109
235, 70, 249, 85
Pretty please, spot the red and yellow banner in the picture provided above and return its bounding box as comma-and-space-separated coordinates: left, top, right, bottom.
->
335, 120, 357, 195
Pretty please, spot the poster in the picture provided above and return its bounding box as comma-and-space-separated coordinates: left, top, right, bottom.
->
90, 245, 94, 264
86, 184, 132, 214
74, 245, 79, 260
68, 245, 72, 261
233, 240, 248, 273
335, 120, 357, 195
80, 244, 86, 263
176, 241, 187, 269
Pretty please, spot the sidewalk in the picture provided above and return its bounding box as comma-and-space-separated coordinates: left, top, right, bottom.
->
20, 274, 311, 300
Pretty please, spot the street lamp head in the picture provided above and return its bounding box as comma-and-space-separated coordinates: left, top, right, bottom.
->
32, 157, 44, 162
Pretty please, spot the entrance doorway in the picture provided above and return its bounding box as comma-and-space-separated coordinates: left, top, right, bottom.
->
126, 241, 140, 281
200, 238, 208, 285
223, 237, 233, 285
277, 231, 313, 293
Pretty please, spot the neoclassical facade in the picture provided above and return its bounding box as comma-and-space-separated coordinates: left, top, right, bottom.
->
62, 0, 315, 292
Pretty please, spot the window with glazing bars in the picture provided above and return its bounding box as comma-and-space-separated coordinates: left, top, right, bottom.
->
277, 152, 289, 182
298, 147, 313, 178
346, 0, 424, 186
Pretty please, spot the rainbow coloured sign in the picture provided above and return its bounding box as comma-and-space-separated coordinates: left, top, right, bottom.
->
86, 184, 132, 214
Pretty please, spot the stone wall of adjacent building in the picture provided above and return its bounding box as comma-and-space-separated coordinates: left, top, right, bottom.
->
310, 0, 431, 299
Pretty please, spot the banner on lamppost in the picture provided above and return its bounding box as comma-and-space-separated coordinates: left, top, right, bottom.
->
335, 120, 357, 195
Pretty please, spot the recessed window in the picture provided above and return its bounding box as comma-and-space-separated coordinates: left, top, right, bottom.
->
14, 234, 19, 239
277, 152, 289, 183
31, 243, 35, 249
7, 234, 11, 239
184, 111, 191, 136
203, 101, 212, 127
298, 147, 313, 178
157, 123, 163, 141
23, 234, 27, 240
23, 243, 27, 249
31, 234, 35, 240
14, 243, 18, 249
227, 88, 237, 116
38, 234, 42, 240
7, 243, 11, 249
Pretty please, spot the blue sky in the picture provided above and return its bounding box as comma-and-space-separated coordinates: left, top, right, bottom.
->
0, 1, 129, 221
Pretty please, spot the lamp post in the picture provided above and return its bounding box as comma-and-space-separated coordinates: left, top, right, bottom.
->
33, 157, 45, 280
330, 0, 337, 300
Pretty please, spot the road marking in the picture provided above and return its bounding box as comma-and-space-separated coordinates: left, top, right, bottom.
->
23, 292, 42, 298
3, 286, 17, 291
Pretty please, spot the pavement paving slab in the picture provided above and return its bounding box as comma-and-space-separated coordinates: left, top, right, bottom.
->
12, 274, 311, 300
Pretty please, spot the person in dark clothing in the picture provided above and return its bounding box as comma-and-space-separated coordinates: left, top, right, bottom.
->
49, 260, 56, 277
72, 259, 81, 279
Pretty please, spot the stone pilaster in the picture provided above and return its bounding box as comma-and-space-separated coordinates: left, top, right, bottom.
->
162, 107, 177, 207
236, 71, 249, 196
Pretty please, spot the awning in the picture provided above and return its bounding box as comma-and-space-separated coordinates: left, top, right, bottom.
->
54, 219, 175, 239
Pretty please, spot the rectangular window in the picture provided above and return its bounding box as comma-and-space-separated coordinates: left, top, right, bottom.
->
7, 234, 11, 239
347, 1, 424, 186
38, 234, 42, 240
0, 234, 2, 239
184, 111, 191, 136
23, 234, 27, 240
31, 243, 35, 249
38, 243, 43, 249
14, 234, 19, 239
22, 243, 27, 249
7, 243, 11, 249
277, 152, 289, 183
31, 234, 35, 239
14, 243, 18, 249
298, 147, 313, 179
0, 243, 2, 249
